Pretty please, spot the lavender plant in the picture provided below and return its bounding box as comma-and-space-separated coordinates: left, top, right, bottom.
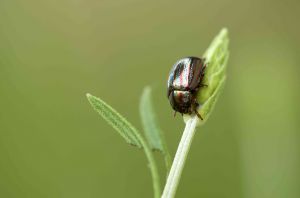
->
86, 28, 229, 198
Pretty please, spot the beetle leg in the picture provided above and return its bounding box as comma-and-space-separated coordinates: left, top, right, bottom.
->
195, 110, 203, 120
199, 71, 207, 87
195, 83, 208, 89
203, 60, 208, 68
201, 64, 207, 75
200, 64, 207, 78
193, 101, 203, 120
173, 111, 177, 117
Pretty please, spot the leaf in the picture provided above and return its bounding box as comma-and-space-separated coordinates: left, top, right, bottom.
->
139, 86, 164, 151
183, 28, 229, 125
139, 86, 172, 170
200, 76, 226, 121
86, 93, 142, 148
86, 93, 161, 198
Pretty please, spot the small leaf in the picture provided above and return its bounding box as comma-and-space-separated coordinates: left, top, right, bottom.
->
140, 86, 172, 170
86, 93, 142, 148
86, 93, 162, 197
183, 28, 229, 125
139, 86, 164, 151
200, 76, 226, 120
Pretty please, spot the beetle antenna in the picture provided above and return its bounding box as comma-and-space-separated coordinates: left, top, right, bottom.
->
195, 110, 203, 120
199, 84, 208, 87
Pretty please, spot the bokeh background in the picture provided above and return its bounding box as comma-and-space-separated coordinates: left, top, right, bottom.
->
1, 0, 299, 197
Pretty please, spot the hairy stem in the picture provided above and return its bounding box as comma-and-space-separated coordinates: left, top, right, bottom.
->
161, 116, 198, 198
136, 133, 161, 198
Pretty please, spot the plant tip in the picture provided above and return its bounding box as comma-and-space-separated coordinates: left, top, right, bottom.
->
221, 27, 228, 34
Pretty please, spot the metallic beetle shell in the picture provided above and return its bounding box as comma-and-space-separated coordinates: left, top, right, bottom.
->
167, 57, 206, 114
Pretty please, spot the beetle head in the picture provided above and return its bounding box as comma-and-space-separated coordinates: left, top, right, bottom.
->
168, 90, 192, 114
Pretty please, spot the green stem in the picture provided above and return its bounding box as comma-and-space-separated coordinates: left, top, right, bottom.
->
136, 133, 161, 198
161, 116, 198, 198
160, 132, 172, 173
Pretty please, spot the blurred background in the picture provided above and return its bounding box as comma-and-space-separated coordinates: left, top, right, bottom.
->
0, 0, 299, 197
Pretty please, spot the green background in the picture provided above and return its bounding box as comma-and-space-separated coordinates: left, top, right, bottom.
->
0, 0, 299, 197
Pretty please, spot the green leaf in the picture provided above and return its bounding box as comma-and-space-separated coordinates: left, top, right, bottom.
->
86, 93, 161, 198
183, 28, 229, 125
139, 86, 172, 170
86, 93, 142, 148
139, 86, 164, 151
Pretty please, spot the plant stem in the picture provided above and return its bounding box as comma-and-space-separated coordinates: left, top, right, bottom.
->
161, 116, 198, 198
135, 132, 161, 198
160, 131, 172, 173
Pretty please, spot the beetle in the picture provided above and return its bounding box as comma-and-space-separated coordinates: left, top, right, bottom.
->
167, 57, 207, 120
